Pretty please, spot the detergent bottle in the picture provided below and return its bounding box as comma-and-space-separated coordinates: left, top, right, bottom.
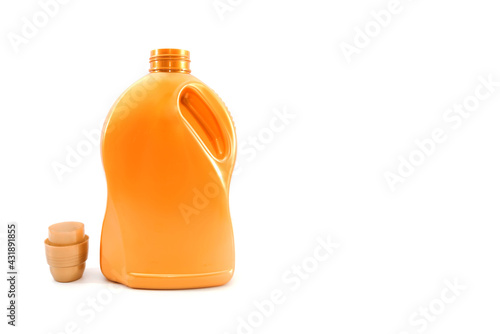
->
100, 49, 237, 289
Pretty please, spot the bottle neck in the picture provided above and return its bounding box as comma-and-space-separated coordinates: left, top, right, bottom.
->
149, 49, 191, 73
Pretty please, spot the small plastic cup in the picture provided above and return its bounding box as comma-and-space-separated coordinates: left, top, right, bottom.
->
44, 222, 89, 282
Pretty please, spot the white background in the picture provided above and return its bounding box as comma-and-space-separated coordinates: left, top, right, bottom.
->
1, 0, 500, 333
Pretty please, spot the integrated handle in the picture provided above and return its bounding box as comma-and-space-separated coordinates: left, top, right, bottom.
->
179, 83, 236, 181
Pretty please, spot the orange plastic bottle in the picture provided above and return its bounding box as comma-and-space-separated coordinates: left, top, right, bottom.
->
100, 49, 236, 289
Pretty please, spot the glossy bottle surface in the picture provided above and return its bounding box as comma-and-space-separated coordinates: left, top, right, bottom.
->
100, 49, 236, 289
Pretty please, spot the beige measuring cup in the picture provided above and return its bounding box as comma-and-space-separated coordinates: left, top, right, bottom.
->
44, 222, 89, 282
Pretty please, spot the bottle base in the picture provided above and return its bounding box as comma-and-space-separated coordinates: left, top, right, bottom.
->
104, 268, 234, 290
